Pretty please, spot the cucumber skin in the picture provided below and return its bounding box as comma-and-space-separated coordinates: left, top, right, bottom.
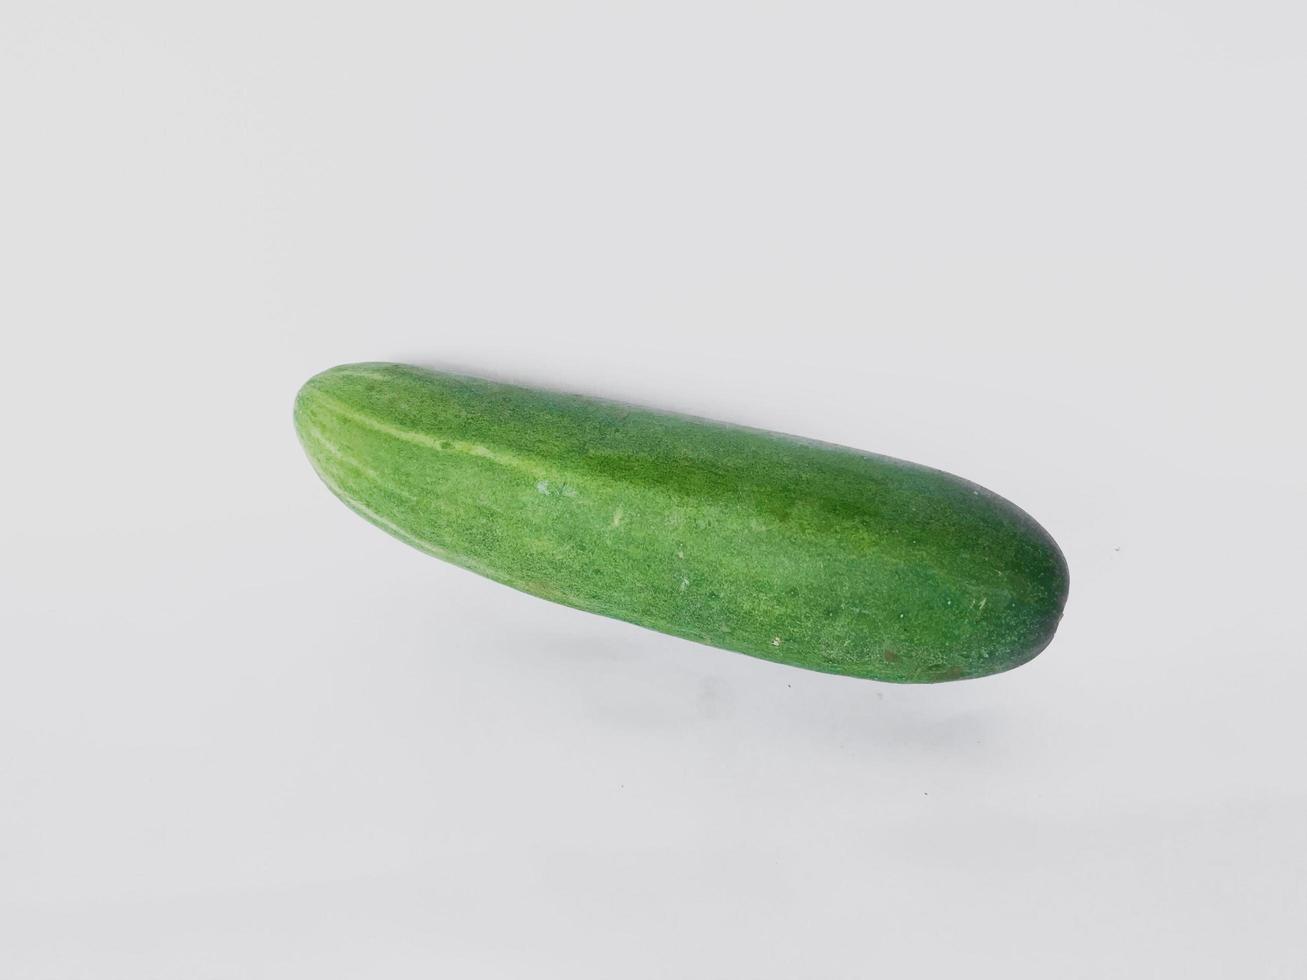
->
294, 363, 1068, 683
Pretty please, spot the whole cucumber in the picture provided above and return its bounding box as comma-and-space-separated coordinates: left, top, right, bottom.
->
295, 363, 1068, 682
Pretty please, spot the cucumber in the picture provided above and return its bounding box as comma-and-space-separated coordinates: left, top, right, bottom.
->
295, 363, 1068, 682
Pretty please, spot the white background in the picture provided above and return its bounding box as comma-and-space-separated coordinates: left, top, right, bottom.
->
2, 2, 1304, 977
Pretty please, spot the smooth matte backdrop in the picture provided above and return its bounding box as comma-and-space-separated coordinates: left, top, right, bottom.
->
2, 2, 1304, 977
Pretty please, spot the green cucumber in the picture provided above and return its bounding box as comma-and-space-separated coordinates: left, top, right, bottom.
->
295, 363, 1068, 682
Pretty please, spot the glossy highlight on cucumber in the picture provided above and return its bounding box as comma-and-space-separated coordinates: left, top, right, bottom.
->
295, 363, 1069, 682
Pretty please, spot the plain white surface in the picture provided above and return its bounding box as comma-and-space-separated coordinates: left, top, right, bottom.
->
3, 2, 1305, 977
